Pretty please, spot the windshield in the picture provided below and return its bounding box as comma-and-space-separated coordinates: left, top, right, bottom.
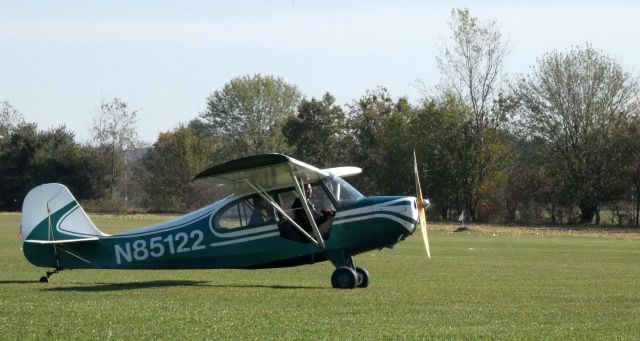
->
322, 176, 364, 207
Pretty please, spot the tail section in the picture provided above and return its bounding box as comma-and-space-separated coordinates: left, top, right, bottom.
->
21, 183, 108, 242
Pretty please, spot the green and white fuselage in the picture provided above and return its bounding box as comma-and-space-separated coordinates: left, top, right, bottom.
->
20, 154, 421, 288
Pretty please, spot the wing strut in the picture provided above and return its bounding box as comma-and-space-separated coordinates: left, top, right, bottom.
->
242, 179, 322, 247
290, 170, 326, 249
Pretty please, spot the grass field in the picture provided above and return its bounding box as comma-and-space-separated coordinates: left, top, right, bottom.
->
1, 213, 638, 340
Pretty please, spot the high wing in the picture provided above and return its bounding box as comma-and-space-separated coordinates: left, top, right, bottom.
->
324, 166, 362, 178
194, 153, 331, 193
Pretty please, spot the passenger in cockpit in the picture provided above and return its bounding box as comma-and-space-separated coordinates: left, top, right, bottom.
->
249, 195, 269, 225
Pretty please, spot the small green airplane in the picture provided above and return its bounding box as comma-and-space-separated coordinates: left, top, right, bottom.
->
20, 153, 430, 289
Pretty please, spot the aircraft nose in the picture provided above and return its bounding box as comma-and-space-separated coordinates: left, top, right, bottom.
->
374, 197, 418, 238
371, 197, 418, 249
408, 197, 420, 234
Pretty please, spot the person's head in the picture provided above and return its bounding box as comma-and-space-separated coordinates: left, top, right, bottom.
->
253, 195, 265, 209
304, 183, 313, 198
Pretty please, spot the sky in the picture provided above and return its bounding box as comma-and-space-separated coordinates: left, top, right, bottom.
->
1, 1, 639, 143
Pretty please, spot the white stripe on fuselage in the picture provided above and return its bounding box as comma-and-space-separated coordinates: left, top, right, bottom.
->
209, 232, 282, 246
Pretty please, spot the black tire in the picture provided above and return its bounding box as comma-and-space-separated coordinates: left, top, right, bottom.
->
39, 276, 48, 283
355, 267, 370, 288
331, 267, 357, 289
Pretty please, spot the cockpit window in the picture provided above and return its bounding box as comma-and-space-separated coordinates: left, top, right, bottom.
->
215, 195, 275, 230
322, 176, 364, 207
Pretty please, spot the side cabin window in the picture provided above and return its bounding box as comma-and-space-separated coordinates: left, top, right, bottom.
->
215, 195, 275, 230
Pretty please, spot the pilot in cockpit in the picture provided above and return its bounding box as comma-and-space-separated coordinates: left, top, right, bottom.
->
291, 183, 334, 235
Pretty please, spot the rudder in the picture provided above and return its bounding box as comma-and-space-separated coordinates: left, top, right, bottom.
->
21, 183, 108, 242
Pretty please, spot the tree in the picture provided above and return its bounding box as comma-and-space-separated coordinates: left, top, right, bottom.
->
0, 124, 101, 211
0, 101, 24, 139
502, 135, 544, 223
140, 125, 218, 212
282, 93, 346, 167
200, 74, 301, 158
344, 87, 399, 194
377, 97, 416, 196
90, 98, 139, 199
436, 8, 510, 220
514, 45, 640, 223
0, 124, 39, 210
437, 8, 509, 134
33, 127, 107, 202
622, 116, 640, 227
412, 95, 475, 220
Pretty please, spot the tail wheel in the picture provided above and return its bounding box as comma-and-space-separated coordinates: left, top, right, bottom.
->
331, 266, 357, 289
355, 267, 370, 288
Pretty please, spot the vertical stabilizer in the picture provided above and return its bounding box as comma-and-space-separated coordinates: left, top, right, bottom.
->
21, 183, 107, 242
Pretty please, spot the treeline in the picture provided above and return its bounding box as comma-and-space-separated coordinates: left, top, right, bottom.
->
1, 9, 639, 226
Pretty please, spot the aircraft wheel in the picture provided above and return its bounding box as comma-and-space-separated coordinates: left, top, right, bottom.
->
39, 276, 48, 283
355, 267, 370, 288
331, 267, 357, 289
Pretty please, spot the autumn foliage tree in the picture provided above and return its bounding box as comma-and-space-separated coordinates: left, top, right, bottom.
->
514, 45, 639, 223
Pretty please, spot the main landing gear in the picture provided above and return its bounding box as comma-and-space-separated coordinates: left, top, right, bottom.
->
328, 251, 370, 289
39, 268, 60, 283
331, 266, 370, 289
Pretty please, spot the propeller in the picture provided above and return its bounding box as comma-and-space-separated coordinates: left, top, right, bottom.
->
413, 150, 431, 259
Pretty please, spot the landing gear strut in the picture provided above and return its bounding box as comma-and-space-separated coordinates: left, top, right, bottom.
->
328, 251, 371, 289
39, 268, 60, 283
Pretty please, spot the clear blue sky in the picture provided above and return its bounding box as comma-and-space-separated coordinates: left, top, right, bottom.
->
1, 1, 639, 143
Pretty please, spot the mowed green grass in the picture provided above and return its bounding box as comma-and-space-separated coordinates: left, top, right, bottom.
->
1, 213, 638, 340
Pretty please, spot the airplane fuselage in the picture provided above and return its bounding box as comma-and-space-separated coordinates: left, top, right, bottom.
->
23, 196, 418, 270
